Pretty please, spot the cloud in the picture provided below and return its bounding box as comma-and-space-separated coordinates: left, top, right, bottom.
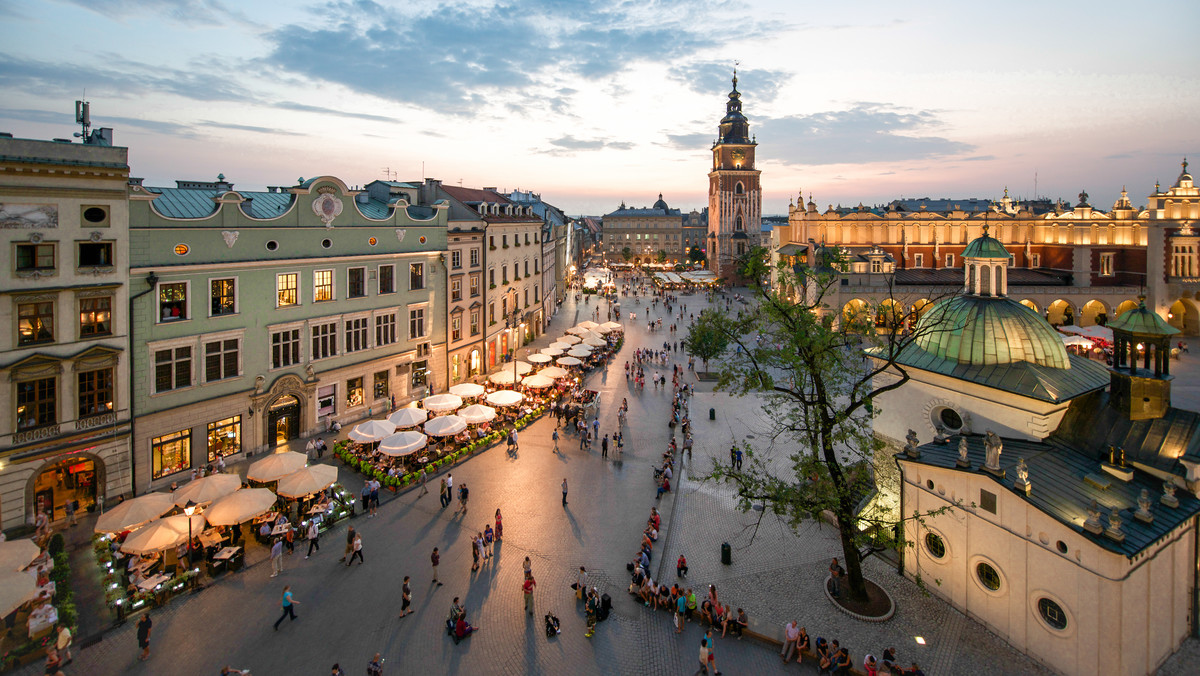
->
548, 135, 634, 151
757, 103, 974, 165
54, 0, 247, 26
0, 107, 195, 136
197, 120, 304, 136
663, 132, 714, 150
262, 0, 750, 116
272, 101, 399, 124
0, 53, 254, 104
669, 62, 790, 103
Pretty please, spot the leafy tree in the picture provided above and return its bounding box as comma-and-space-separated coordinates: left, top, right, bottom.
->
688, 246, 707, 264
621, 246, 633, 262
696, 245, 957, 604
683, 309, 731, 372
656, 249, 668, 263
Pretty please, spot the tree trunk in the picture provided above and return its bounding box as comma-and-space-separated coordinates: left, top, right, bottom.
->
836, 497, 869, 603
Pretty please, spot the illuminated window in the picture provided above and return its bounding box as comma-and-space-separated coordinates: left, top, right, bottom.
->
79, 296, 113, 337
410, 263, 425, 290
152, 429, 190, 479
78, 368, 113, 419
313, 270, 333, 302
1099, 252, 1114, 276
159, 282, 188, 321
373, 371, 389, 400
211, 278, 236, 316
277, 273, 299, 307
16, 377, 56, 430
345, 377, 364, 408
207, 415, 241, 462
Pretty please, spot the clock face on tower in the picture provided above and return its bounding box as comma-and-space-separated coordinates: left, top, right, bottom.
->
732, 149, 745, 167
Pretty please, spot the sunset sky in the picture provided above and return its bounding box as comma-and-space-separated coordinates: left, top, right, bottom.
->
2, 0, 1197, 216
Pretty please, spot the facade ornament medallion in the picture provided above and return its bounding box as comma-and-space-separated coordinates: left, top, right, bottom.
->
221, 230, 239, 248
312, 192, 343, 228
395, 228, 407, 242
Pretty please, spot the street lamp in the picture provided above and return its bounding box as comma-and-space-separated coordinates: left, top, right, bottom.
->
183, 499, 197, 566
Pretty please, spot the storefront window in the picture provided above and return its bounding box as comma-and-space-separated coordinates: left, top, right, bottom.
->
411, 360, 428, 389
152, 429, 191, 479
317, 385, 336, 418
373, 371, 389, 400
207, 415, 241, 462
346, 377, 364, 408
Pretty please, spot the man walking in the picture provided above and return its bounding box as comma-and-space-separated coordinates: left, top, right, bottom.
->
601, 434, 609, 458
273, 585, 298, 630
456, 483, 469, 515
340, 526, 356, 563
562, 478, 568, 506
305, 521, 320, 559
552, 428, 559, 452
418, 467, 429, 497
523, 572, 537, 615
399, 576, 413, 618
270, 537, 283, 577
445, 474, 454, 508
347, 530, 364, 565
439, 477, 450, 508
431, 547, 443, 586
136, 613, 152, 661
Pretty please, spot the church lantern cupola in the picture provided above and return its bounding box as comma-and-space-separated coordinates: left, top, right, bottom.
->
1107, 296, 1180, 420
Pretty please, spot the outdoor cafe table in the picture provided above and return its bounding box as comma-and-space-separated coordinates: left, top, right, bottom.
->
198, 529, 223, 548
271, 523, 292, 537
213, 546, 241, 561
27, 605, 57, 639
307, 505, 328, 515
254, 511, 279, 524
137, 573, 171, 592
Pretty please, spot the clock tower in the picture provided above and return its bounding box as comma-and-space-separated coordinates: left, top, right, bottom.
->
707, 70, 761, 280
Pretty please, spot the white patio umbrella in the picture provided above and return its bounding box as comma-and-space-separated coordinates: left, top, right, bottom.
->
566, 326, 590, 336
556, 356, 583, 366
423, 394, 463, 413
0, 569, 38, 616
425, 415, 468, 437
378, 431, 428, 456
247, 451, 308, 482
486, 390, 525, 407
513, 361, 534, 375
1061, 334, 1094, 347
348, 419, 397, 443
204, 488, 278, 526
601, 321, 623, 332
558, 335, 581, 344
489, 370, 522, 386
527, 353, 552, 364
94, 492, 178, 534
583, 337, 607, 347
458, 404, 497, 424
568, 347, 593, 358
276, 464, 339, 499
538, 366, 569, 379
172, 473, 242, 507
577, 320, 599, 330
0, 540, 40, 572
592, 324, 612, 334
449, 383, 486, 398
120, 514, 206, 555
521, 374, 554, 389
541, 347, 565, 356
387, 407, 428, 428
580, 331, 605, 342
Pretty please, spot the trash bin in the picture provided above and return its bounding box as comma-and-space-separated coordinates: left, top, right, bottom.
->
721, 542, 732, 565
709, 408, 716, 420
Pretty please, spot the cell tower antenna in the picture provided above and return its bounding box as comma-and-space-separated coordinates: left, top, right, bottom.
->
74, 99, 91, 140
1034, 170, 1038, 200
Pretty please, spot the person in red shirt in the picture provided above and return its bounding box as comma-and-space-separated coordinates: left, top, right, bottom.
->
677, 554, 688, 577
523, 572, 537, 615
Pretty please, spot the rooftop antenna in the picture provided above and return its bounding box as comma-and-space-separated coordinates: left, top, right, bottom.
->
73, 98, 91, 141
382, 167, 398, 181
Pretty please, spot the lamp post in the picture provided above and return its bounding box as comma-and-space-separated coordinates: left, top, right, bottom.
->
183, 499, 197, 567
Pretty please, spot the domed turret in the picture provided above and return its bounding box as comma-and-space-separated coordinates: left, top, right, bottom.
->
718, 71, 751, 144
652, 193, 669, 211
961, 224, 1010, 259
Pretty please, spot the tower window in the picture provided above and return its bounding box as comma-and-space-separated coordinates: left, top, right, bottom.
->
735, 182, 744, 195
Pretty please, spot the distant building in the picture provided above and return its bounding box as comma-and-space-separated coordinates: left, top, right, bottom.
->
707, 71, 762, 280
601, 195, 684, 264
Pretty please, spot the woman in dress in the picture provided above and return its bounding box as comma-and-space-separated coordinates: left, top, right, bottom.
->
494, 509, 503, 541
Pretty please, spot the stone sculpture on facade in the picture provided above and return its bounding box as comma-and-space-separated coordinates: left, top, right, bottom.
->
983, 430, 1004, 477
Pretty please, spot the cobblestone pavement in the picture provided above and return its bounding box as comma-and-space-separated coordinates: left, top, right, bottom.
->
30, 288, 1200, 676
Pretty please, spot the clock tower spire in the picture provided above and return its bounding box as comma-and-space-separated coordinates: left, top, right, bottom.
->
707, 69, 762, 280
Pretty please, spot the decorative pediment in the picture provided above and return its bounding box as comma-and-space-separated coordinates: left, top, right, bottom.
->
5, 353, 64, 381
71, 344, 122, 370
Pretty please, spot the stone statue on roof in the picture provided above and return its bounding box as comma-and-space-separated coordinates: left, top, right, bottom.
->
983, 430, 1003, 474
904, 429, 920, 458
1083, 499, 1104, 534
1135, 489, 1153, 523
1015, 458, 1030, 494
956, 436, 970, 468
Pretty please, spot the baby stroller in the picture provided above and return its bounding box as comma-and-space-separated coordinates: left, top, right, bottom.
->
544, 612, 561, 637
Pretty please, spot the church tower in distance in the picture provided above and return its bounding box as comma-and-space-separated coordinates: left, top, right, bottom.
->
707, 70, 762, 280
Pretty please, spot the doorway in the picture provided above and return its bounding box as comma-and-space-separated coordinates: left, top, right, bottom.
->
268, 395, 300, 448
33, 457, 98, 521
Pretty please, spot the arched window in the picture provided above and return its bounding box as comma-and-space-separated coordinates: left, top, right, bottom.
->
735, 182, 745, 195
735, 216, 743, 231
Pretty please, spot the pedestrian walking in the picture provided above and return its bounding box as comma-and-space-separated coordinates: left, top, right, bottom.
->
305, 521, 320, 558
602, 434, 609, 458
574, 567, 588, 600
64, 500, 76, 527
273, 586, 298, 630
439, 477, 450, 508
829, 558, 844, 598
431, 547, 443, 586
136, 613, 152, 660
552, 428, 559, 452
418, 467, 429, 497
495, 509, 503, 541
361, 483, 371, 517
270, 538, 283, 577
55, 623, 72, 663
347, 531, 364, 565
399, 576, 413, 617
562, 478, 568, 506
734, 447, 743, 470
705, 629, 722, 675
366, 653, 384, 676
340, 526, 356, 563
457, 483, 469, 515
483, 524, 494, 556
511, 428, 518, 451
523, 572, 537, 615
445, 473, 454, 508
584, 589, 598, 638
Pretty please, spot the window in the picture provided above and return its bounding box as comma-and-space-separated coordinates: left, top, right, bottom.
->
451, 278, 462, 301
317, 385, 336, 418
489, 303, 494, 324
272, 328, 301, 368
534, 259, 539, 274
16, 377, 56, 430
524, 261, 530, 277
489, 236, 495, 249
502, 266, 508, 284
924, 532, 946, 559
1099, 252, 1114, 276
211, 278, 236, 316
980, 489, 997, 514
502, 235, 508, 248
409, 307, 426, 339
452, 316, 462, 342
470, 248, 479, 267
471, 276, 481, 297
976, 562, 1001, 591
204, 338, 240, 382
16, 243, 55, 272
378, 265, 395, 294
314, 270, 333, 302
346, 377, 364, 408
870, 260, 882, 273
451, 250, 461, 268
373, 371, 389, 400
159, 282, 188, 321
1031, 253, 1041, 268
914, 254, 924, 268
348, 267, 366, 298
375, 312, 397, 346
78, 242, 112, 267
470, 311, 480, 336
154, 346, 192, 392
345, 317, 368, 353
152, 429, 190, 479
411, 360, 428, 389
936, 407, 963, 432
18, 301, 54, 345
945, 254, 955, 267
207, 415, 241, 462
524, 288, 529, 307
535, 285, 540, 302
409, 263, 425, 290
489, 269, 495, 286
277, 273, 298, 307
78, 368, 114, 418
79, 296, 112, 337
1037, 598, 1068, 631
525, 233, 530, 245
311, 322, 337, 360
